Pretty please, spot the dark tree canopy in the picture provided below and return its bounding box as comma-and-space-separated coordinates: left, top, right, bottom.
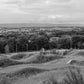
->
0, 27, 84, 53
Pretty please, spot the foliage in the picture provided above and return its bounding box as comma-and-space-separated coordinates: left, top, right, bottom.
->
0, 28, 84, 53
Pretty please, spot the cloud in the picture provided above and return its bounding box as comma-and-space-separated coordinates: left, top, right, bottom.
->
0, 0, 73, 13
0, 0, 83, 23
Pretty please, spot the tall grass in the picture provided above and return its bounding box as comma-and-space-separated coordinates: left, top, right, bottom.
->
0, 75, 12, 84
0, 67, 83, 84
41, 67, 84, 84
41, 77, 58, 84
62, 67, 84, 84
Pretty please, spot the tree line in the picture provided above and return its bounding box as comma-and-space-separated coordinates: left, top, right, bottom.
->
0, 29, 84, 53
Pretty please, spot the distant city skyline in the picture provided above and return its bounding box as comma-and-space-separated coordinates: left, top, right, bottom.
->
0, 0, 84, 24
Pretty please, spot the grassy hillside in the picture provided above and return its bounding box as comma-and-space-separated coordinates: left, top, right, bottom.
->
0, 49, 83, 84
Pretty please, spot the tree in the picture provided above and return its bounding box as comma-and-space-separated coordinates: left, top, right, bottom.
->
7, 37, 16, 53
0, 37, 7, 53
30, 35, 49, 50
72, 35, 84, 49
16, 35, 29, 52
49, 37, 60, 49
60, 35, 72, 49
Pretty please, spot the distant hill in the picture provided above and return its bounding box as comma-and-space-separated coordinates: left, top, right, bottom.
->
0, 23, 84, 29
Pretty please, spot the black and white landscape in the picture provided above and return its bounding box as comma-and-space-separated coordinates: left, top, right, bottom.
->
0, 0, 84, 84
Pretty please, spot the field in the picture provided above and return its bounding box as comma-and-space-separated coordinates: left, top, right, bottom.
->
0, 24, 84, 84
0, 49, 84, 84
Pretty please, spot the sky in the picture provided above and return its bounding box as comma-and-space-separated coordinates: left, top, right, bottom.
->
0, 0, 84, 24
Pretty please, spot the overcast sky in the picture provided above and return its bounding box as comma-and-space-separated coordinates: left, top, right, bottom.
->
0, 0, 84, 24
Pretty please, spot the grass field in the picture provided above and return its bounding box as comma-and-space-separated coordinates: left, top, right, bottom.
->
0, 49, 84, 84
